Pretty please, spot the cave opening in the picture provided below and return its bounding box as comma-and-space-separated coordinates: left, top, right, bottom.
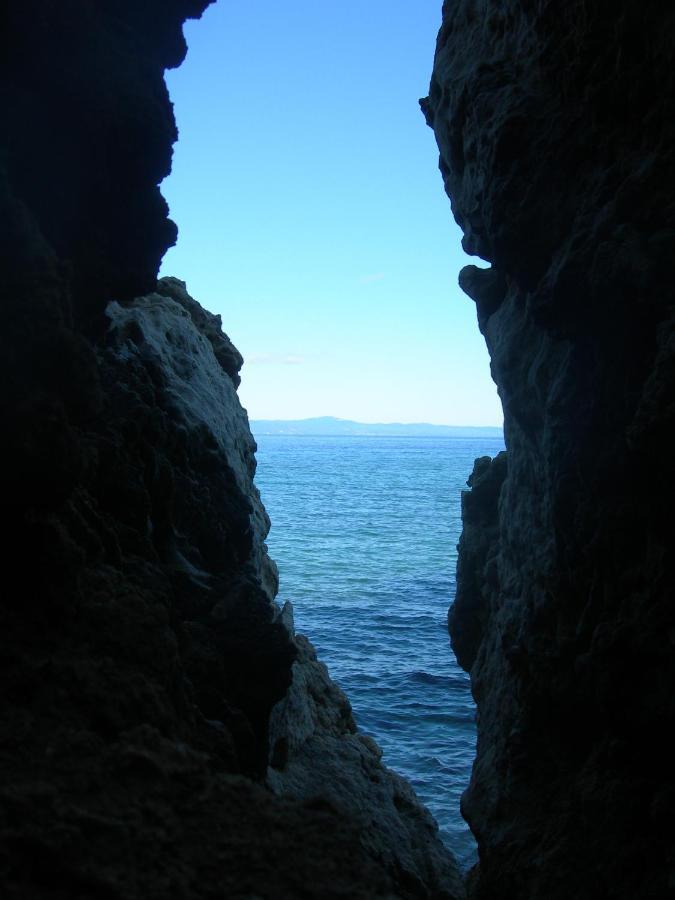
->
3, 0, 672, 895
160, 0, 504, 869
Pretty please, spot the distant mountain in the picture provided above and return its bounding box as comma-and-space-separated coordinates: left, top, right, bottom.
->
250, 416, 503, 438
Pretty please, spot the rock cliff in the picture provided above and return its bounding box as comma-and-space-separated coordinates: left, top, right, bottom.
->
423, 2, 675, 898
0, 3, 463, 894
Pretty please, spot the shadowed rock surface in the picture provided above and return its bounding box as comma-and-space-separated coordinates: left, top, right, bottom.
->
268, 608, 465, 900
423, 2, 675, 898
0, 3, 464, 896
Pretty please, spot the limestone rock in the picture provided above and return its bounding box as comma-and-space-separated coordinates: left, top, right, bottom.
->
0, 275, 467, 897
105, 279, 278, 602
155, 276, 245, 387
423, 2, 675, 898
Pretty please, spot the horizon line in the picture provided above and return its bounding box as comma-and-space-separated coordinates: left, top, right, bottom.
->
249, 415, 504, 429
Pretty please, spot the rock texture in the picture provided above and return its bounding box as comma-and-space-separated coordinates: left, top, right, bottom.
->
1, 272, 463, 897
0, 4, 464, 895
423, 2, 675, 898
268, 605, 465, 900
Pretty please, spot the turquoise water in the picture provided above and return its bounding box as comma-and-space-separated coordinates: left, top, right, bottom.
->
253, 434, 504, 869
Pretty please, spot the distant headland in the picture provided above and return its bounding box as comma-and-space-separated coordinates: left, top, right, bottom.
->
250, 416, 504, 438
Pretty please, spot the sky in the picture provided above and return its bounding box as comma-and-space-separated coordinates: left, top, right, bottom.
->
160, 1, 503, 426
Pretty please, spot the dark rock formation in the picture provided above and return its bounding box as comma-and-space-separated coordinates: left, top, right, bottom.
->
448, 452, 507, 673
423, 2, 675, 898
0, 4, 463, 895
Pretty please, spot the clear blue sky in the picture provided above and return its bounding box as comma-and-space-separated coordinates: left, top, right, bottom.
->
160, 1, 503, 426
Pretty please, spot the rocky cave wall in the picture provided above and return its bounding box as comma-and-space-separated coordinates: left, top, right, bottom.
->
423, 2, 674, 898
0, 3, 465, 898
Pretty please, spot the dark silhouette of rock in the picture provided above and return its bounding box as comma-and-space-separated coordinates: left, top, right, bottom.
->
423, 2, 675, 898
448, 453, 507, 673
0, 4, 463, 894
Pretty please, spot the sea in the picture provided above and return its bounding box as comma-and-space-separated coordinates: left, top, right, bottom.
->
253, 433, 505, 870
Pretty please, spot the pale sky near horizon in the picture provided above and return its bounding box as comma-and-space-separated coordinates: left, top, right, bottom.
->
160, 1, 504, 427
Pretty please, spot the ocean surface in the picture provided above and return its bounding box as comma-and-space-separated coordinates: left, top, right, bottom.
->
253, 434, 505, 870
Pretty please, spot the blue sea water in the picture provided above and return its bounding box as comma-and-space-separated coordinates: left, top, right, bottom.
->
253, 434, 505, 870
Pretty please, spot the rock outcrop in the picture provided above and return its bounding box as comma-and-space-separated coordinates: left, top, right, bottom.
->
268, 606, 465, 900
0, 3, 465, 892
423, 2, 675, 898
1, 269, 465, 897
